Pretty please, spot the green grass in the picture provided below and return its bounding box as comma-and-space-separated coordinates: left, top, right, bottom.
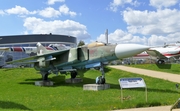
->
0, 67, 179, 110
129, 64, 180, 74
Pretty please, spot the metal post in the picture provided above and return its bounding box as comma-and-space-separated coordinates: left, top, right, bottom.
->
145, 87, 147, 102
121, 88, 123, 102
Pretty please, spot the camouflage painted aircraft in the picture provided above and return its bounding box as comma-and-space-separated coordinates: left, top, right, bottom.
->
6, 42, 150, 84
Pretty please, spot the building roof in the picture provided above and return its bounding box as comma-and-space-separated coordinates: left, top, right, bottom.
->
0, 34, 77, 45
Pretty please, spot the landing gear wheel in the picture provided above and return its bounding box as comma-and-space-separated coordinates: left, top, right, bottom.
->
157, 60, 165, 64
101, 78, 105, 84
96, 76, 106, 84
71, 71, 77, 79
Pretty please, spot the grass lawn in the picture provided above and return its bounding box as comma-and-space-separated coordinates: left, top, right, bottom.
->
0, 67, 179, 110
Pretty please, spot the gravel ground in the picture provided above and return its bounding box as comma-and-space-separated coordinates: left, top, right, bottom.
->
109, 65, 180, 111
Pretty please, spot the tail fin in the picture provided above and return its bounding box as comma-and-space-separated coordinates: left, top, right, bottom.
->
37, 42, 52, 55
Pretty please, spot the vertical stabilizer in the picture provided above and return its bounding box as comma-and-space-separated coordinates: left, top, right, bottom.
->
37, 42, 50, 55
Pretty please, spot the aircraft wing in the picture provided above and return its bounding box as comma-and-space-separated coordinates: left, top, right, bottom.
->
146, 49, 167, 59
6, 49, 69, 64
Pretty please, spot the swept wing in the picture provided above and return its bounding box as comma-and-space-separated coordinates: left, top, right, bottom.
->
6, 49, 69, 64
146, 49, 167, 59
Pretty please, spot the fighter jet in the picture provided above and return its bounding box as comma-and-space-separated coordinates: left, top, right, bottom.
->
6, 42, 150, 84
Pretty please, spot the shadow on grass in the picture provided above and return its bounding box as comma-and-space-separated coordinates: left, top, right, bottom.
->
18, 74, 121, 89
136, 101, 161, 108
0, 101, 32, 110
19, 78, 42, 85
53, 76, 97, 87
18, 67, 112, 87
156, 63, 171, 69
3, 68, 17, 71
19, 75, 84, 87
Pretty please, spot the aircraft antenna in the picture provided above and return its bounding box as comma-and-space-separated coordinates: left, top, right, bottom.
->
105, 29, 108, 45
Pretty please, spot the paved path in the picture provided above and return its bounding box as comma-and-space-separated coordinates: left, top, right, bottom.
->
109, 65, 180, 111
110, 65, 180, 83
113, 106, 180, 111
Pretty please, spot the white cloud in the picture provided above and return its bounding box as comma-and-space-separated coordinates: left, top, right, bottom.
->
148, 35, 167, 46
23, 17, 90, 40
109, 0, 140, 12
96, 29, 180, 46
59, 4, 77, 17
148, 33, 180, 46
5, 5, 36, 15
59, 4, 68, 14
95, 27, 180, 46
38, 5, 77, 18
123, 8, 180, 35
3, 4, 77, 18
149, 0, 178, 9
0, 10, 5, 15
121, 8, 180, 45
5, 5, 28, 15
39, 7, 60, 18
97, 29, 147, 44
47, 0, 65, 5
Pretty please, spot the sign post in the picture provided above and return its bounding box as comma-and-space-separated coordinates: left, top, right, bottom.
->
118, 77, 147, 102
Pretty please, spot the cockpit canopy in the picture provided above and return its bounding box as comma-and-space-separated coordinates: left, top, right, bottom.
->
86, 42, 106, 48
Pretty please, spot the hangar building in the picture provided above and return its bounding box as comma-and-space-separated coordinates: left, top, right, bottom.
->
0, 34, 77, 67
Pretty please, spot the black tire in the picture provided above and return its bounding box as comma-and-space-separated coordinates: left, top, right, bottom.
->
96, 76, 105, 84
157, 60, 165, 64
71, 72, 77, 79
101, 78, 105, 84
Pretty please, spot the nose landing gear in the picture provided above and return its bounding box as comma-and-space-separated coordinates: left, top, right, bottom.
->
95, 63, 106, 84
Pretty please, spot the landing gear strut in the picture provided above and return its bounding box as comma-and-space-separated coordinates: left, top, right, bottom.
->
40, 71, 50, 81
96, 63, 106, 84
36, 71, 53, 86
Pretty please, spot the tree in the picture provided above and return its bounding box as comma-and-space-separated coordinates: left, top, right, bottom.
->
78, 40, 85, 46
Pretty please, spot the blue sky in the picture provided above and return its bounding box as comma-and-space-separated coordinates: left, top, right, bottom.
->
0, 0, 180, 46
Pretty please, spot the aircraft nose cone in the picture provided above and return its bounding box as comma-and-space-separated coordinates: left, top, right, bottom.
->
115, 44, 150, 59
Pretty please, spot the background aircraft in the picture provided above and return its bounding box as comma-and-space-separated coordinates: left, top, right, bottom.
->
0, 44, 70, 54
0, 44, 71, 67
134, 45, 180, 64
7, 42, 150, 84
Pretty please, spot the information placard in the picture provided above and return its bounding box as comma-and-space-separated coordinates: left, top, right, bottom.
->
118, 77, 147, 102
119, 77, 146, 88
